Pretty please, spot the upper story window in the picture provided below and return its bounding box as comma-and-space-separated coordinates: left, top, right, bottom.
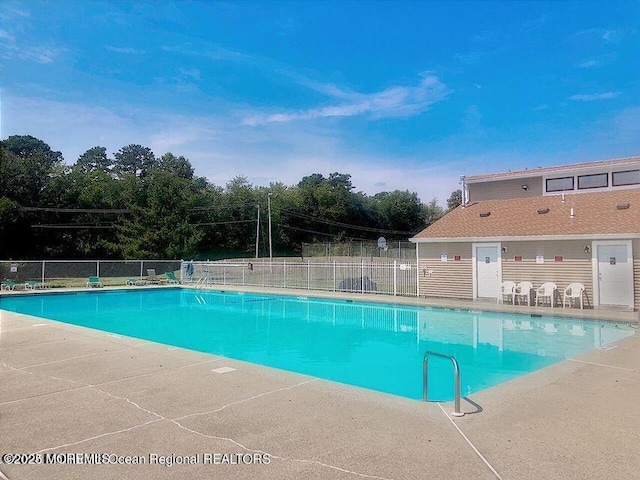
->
578, 173, 608, 190
546, 176, 574, 192
612, 170, 640, 187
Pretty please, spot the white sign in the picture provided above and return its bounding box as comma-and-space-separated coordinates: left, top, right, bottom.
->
399, 263, 412, 271
536, 255, 544, 264
10, 263, 17, 273
440, 253, 448, 262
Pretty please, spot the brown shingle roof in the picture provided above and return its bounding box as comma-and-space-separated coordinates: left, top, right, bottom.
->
412, 189, 640, 240
465, 155, 640, 183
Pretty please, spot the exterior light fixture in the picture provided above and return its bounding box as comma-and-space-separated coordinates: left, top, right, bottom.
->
521, 184, 528, 190
584, 245, 591, 253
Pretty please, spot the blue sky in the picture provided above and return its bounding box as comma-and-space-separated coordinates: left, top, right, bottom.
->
1, 1, 639, 204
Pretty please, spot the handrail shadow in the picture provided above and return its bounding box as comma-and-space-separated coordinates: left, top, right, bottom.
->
462, 396, 483, 415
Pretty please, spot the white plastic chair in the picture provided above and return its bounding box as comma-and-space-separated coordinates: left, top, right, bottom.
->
497, 281, 516, 304
563, 283, 586, 309
535, 282, 557, 307
514, 281, 534, 306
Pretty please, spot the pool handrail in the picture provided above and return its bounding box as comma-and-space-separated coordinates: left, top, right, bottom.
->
423, 351, 464, 417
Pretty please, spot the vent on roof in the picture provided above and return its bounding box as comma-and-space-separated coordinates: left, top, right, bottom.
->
479, 211, 490, 218
617, 203, 630, 210
537, 207, 550, 214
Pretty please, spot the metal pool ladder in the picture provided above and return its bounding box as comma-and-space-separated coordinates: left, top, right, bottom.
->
423, 351, 464, 417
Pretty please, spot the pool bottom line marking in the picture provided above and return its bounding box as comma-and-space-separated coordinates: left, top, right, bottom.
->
437, 403, 503, 480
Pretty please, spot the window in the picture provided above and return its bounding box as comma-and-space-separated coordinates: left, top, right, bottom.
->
612, 170, 640, 187
578, 173, 608, 190
546, 177, 574, 192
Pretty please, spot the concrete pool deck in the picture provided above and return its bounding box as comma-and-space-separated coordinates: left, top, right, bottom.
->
1, 289, 639, 479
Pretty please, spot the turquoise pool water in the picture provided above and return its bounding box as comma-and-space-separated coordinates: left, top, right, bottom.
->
0, 289, 634, 400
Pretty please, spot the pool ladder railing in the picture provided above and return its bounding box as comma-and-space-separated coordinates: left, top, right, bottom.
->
423, 351, 464, 417
194, 277, 208, 290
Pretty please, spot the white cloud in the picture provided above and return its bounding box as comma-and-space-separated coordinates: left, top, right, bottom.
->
244, 75, 451, 126
105, 45, 145, 55
2, 94, 460, 205
161, 43, 250, 62
178, 68, 201, 81
569, 92, 620, 102
0, 2, 30, 22
576, 59, 597, 68
0, 25, 62, 64
0, 28, 15, 42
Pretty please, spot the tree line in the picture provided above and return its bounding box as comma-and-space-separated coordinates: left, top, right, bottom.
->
0, 135, 461, 260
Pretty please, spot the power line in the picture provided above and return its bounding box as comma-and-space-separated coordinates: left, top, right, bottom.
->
189, 219, 255, 226
279, 209, 416, 235
277, 223, 349, 239
21, 202, 259, 214
23, 207, 129, 213
31, 224, 116, 229
189, 202, 259, 211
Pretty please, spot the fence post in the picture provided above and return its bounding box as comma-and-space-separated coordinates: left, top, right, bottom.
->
223, 264, 226, 285
361, 259, 365, 294
242, 261, 245, 286
333, 260, 336, 292
393, 260, 397, 296
96, 260, 100, 278
140, 261, 144, 279
283, 259, 286, 288
307, 260, 310, 290
42, 260, 46, 284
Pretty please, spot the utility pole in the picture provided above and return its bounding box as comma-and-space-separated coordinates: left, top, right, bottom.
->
267, 193, 273, 267
255, 204, 260, 258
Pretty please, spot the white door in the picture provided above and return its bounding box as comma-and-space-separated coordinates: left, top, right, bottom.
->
476, 246, 500, 298
596, 243, 633, 307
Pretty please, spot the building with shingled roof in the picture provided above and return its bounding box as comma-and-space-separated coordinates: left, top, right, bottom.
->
410, 156, 640, 310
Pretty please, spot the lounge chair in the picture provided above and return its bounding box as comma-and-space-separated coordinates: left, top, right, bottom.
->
125, 278, 143, 286
514, 281, 534, 306
87, 276, 102, 288
563, 283, 586, 309
146, 269, 164, 284
25, 280, 47, 289
1, 280, 19, 291
497, 281, 516, 304
535, 282, 557, 307
164, 271, 180, 284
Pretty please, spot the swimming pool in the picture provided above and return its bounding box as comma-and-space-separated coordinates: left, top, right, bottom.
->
0, 289, 634, 401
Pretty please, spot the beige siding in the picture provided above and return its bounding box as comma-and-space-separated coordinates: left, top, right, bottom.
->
418, 240, 600, 305
418, 239, 638, 308
468, 177, 543, 202
501, 240, 593, 307
418, 243, 473, 299
634, 240, 640, 310
634, 259, 640, 311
